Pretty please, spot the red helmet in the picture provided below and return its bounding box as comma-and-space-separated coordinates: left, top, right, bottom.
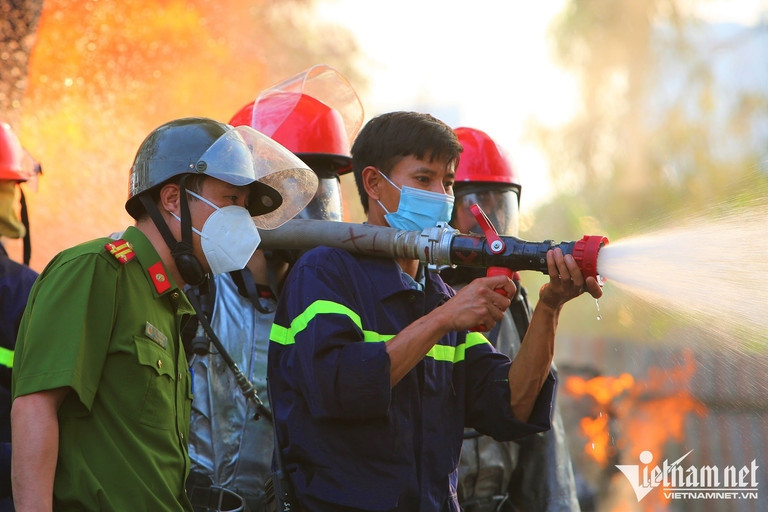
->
229, 65, 363, 176
454, 127, 520, 189
452, 127, 520, 237
0, 122, 35, 182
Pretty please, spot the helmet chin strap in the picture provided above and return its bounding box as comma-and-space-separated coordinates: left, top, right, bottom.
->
138, 177, 207, 286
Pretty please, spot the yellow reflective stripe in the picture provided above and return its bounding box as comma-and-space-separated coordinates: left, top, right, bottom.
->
270, 300, 364, 346
269, 323, 291, 345
0, 347, 13, 368
427, 332, 491, 363
427, 343, 455, 362
269, 299, 490, 365
466, 331, 491, 349
363, 331, 394, 343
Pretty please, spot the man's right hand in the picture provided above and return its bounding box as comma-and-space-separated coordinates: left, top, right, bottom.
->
438, 275, 516, 332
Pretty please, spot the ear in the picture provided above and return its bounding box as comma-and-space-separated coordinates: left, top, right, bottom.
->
159, 183, 181, 214
361, 166, 382, 201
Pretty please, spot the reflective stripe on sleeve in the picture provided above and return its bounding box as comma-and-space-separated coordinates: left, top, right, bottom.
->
0, 346, 13, 368
269, 299, 491, 364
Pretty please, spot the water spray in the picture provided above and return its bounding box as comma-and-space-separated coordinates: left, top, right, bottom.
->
258, 218, 609, 279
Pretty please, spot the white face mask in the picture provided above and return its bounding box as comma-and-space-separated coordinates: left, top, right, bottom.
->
171, 190, 262, 275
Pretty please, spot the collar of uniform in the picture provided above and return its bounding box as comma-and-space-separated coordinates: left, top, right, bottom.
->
122, 226, 184, 300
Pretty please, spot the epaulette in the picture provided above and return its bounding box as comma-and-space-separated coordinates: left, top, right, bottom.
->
148, 261, 171, 294
104, 239, 136, 264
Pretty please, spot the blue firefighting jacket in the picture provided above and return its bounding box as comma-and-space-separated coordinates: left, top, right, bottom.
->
268, 247, 555, 512
0, 241, 38, 498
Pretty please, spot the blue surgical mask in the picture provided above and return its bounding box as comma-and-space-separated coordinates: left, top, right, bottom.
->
376, 170, 454, 231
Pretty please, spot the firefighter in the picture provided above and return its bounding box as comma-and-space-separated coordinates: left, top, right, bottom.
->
0, 122, 39, 512
267, 111, 603, 511
445, 126, 581, 511
11, 117, 316, 512
185, 65, 363, 511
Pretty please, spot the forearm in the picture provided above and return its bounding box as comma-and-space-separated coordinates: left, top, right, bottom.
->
507, 302, 559, 421
11, 390, 65, 512
385, 308, 450, 386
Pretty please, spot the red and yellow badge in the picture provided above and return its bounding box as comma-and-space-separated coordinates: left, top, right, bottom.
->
104, 239, 136, 264
147, 261, 171, 294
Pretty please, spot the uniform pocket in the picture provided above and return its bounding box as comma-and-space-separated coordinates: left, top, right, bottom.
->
134, 335, 176, 429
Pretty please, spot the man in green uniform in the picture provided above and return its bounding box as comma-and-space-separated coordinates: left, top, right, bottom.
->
10, 117, 316, 512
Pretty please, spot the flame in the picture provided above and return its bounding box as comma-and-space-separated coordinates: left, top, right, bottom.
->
564, 372, 634, 464
579, 414, 611, 465
13, 0, 361, 271
564, 349, 707, 511
566, 372, 635, 406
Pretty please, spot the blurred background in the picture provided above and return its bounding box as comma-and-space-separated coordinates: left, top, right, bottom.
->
1, 0, 767, 510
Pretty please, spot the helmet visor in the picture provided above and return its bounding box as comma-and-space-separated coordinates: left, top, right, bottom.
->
295, 176, 343, 222
252, 64, 364, 146
453, 188, 520, 237
197, 126, 318, 228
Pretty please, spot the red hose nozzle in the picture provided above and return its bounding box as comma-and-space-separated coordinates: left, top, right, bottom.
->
570, 235, 609, 280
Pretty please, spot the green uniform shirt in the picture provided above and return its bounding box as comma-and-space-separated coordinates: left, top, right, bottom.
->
13, 226, 194, 511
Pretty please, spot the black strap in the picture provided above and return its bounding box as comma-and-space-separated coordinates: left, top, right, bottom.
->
229, 269, 274, 314
138, 190, 206, 286
177, 177, 196, 259
138, 194, 184, 258
19, 188, 30, 266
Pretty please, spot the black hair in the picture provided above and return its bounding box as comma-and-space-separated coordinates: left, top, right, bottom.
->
351, 111, 463, 213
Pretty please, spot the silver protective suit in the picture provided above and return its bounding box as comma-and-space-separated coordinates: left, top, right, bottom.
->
188, 273, 275, 506
455, 281, 581, 512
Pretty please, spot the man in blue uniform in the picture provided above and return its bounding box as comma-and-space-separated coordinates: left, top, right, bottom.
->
0, 122, 39, 512
268, 111, 603, 511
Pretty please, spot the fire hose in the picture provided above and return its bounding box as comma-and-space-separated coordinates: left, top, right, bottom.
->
194, 215, 607, 425
258, 219, 609, 280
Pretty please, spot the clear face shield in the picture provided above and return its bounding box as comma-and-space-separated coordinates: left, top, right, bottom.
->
197, 125, 318, 229
251, 64, 364, 148
453, 185, 520, 237
295, 175, 343, 221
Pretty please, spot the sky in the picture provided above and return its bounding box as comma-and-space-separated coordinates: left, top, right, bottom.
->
315, 0, 768, 209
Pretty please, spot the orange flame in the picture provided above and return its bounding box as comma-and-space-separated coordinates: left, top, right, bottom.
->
566, 372, 635, 406
14, 0, 362, 271
564, 349, 707, 511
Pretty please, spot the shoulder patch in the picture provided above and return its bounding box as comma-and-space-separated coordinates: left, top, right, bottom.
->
104, 239, 136, 264
147, 261, 171, 294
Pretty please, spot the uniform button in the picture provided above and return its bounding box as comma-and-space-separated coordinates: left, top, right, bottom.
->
408, 295, 416, 303
180, 433, 184, 440
171, 291, 179, 301
178, 372, 182, 381
157, 359, 163, 368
